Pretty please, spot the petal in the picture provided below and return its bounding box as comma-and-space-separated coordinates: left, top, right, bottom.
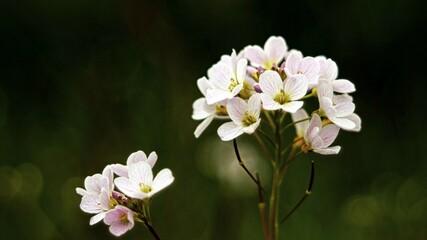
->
114, 177, 144, 199
209, 63, 233, 91
244, 45, 268, 67
110, 164, 128, 178
284, 75, 308, 100
80, 195, 101, 214
335, 101, 355, 117
192, 98, 211, 120
90, 212, 106, 225
126, 151, 147, 165
84, 174, 102, 194
236, 58, 248, 82
285, 52, 303, 74
109, 221, 134, 237
147, 151, 158, 168
317, 80, 333, 100
150, 168, 174, 196
130, 161, 153, 186
291, 109, 309, 137
331, 116, 356, 130
227, 97, 246, 125
197, 77, 212, 96
313, 146, 341, 155
319, 124, 340, 147
247, 94, 261, 118
264, 36, 287, 64
305, 114, 322, 141
333, 79, 356, 93
206, 88, 230, 105
321, 58, 338, 81
259, 70, 283, 96
217, 122, 244, 141
320, 97, 336, 117
194, 115, 215, 138
282, 101, 304, 113
298, 57, 320, 77
345, 113, 362, 132
76, 187, 87, 196
309, 127, 324, 149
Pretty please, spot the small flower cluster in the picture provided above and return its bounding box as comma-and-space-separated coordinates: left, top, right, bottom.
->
192, 36, 361, 154
76, 151, 174, 237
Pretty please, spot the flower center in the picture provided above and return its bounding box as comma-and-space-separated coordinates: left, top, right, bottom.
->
238, 80, 253, 99
229, 78, 239, 92
241, 112, 257, 127
273, 89, 290, 104
140, 183, 152, 194
215, 104, 228, 116
119, 213, 129, 223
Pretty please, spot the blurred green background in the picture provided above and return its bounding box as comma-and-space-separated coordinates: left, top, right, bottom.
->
1, 0, 426, 239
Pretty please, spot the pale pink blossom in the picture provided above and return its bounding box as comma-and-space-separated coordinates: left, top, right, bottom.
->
111, 150, 158, 178
245, 36, 288, 69
303, 114, 341, 155
104, 206, 135, 237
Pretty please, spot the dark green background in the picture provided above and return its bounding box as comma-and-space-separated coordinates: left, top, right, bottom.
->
1, 0, 426, 239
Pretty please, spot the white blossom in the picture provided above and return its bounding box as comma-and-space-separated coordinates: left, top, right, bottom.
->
303, 114, 341, 155
245, 36, 288, 69
316, 56, 355, 93
284, 51, 320, 89
111, 150, 158, 178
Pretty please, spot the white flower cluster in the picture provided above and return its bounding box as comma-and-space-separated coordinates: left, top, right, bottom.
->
76, 151, 174, 236
192, 36, 361, 154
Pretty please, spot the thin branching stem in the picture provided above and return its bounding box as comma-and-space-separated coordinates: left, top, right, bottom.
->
139, 213, 162, 240
280, 118, 310, 134
257, 174, 270, 240
280, 160, 315, 224
254, 132, 274, 164
258, 129, 275, 147
233, 139, 265, 193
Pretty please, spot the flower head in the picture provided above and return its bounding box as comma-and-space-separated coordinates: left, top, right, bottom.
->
111, 150, 158, 178
104, 206, 135, 237
245, 36, 288, 69
316, 56, 355, 93
259, 70, 308, 113
217, 94, 261, 141
284, 51, 320, 89
302, 114, 341, 155
114, 161, 174, 200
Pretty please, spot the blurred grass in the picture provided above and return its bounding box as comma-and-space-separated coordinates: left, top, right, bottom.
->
0, 0, 426, 239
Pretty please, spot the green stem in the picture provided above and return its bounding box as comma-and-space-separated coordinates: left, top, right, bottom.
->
280, 117, 310, 134
269, 112, 282, 240
280, 160, 315, 224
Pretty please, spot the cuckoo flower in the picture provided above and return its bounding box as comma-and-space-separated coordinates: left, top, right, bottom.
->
259, 70, 308, 113
217, 94, 261, 141
302, 114, 341, 155
245, 36, 288, 69
316, 56, 355, 93
317, 80, 361, 131
206, 50, 249, 104
284, 51, 320, 89
192, 77, 229, 138
111, 150, 158, 178
114, 161, 174, 200
104, 206, 135, 237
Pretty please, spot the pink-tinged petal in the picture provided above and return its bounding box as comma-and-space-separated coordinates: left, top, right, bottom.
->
333, 94, 353, 104
90, 212, 106, 225
313, 146, 341, 155
84, 174, 102, 194
309, 127, 324, 149
100, 176, 111, 194
146, 152, 157, 168
284, 75, 308, 100
192, 98, 211, 120
305, 114, 322, 142
197, 77, 211, 96
236, 58, 248, 82
247, 94, 261, 118
331, 116, 356, 130
345, 113, 362, 132
259, 70, 283, 96
150, 168, 174, 196
114, 177, 144, 199
333, 79, 356, 93
319, 124, 340, 147
76, 187, 87, 196
210, 63, 233, 90
80, 195, 101, 214
194, 115, 215, 138
110, 164, 128, 178
264, 36, 287, 64
126, 151, 147, 165
282, 101, 304, 113
285, 52, 303, 74
298, 57, 320, 77
217, 122, 244, 141
99, 189, 111, 210
317, 80, 333, 100
242, 118, 261, 134
206, 88, 230, 105
130, 161, 153, 186
109, 221, 134, 237
320, 97, 336, 116
227, 97, 246, 125
335, 101, 355, 117
102, 166, 113, 185
260, 94, 282, 110
245, 45, 268, 67
321, 59, 338, 81
291, 109, 309, 137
